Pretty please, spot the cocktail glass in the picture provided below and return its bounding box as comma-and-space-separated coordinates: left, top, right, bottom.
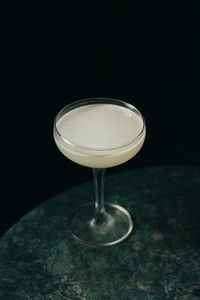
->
53, 98, 146, 247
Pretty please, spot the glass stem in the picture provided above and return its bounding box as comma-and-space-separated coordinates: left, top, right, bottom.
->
92, 168, 106, 224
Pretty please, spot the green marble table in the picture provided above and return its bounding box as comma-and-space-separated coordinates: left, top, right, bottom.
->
1, 166, 200, 299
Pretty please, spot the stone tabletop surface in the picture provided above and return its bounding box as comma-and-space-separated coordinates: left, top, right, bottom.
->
0, 165, 200, 299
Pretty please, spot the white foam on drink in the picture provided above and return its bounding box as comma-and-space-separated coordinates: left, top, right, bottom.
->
57, 104, 143, 149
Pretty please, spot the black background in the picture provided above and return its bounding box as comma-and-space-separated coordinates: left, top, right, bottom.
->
2, 2, 200, 236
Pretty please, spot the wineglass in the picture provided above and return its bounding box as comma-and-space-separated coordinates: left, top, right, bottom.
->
53, 98, 146, 247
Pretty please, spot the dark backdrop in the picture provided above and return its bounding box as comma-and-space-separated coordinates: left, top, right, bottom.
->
3, 2, 200, 236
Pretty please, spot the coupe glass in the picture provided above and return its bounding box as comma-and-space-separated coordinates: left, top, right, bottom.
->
53, 98, 146, 247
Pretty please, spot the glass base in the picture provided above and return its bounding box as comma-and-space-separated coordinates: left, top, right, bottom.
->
69, 203, 133, 247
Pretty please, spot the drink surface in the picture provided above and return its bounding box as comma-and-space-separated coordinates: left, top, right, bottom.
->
55, 104, 145, 168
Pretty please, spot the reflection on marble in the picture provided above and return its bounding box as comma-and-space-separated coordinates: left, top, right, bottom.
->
0, 166, 200, 299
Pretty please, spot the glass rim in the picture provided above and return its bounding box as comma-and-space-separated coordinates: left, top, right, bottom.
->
54, 97, 146, 152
